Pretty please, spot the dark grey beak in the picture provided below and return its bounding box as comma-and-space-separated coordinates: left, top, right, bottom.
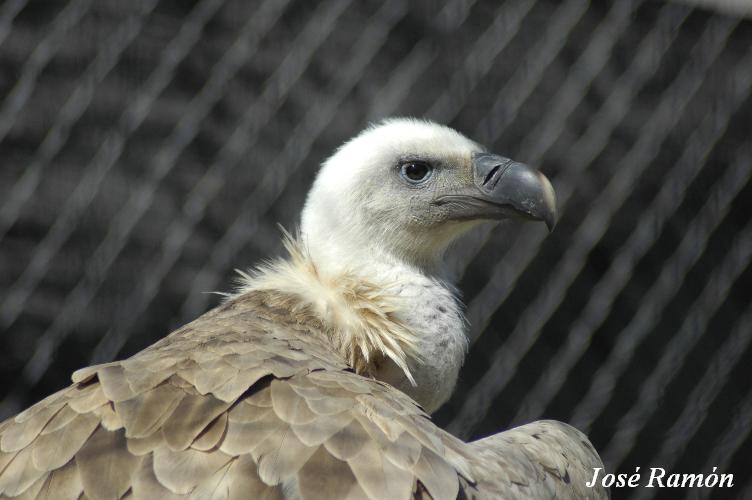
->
433, 153, 557, 231
472, 153, 557, 231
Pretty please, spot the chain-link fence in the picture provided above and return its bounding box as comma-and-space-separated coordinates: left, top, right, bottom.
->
0, 1, 750, 498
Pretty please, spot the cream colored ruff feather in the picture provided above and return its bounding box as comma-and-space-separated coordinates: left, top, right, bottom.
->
233, 233, 421, 386
0, 118, 606, 500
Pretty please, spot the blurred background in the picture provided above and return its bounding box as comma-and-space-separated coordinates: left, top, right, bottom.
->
0, 0, 750, 498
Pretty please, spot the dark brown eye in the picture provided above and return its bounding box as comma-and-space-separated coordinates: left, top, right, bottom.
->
400, 161, 432, 183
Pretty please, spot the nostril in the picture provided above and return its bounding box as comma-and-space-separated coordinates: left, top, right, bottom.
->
483, 164, 502, 186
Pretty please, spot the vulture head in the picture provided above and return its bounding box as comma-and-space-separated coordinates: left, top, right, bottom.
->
248, 118, 556, 412
301, 118, 556, 275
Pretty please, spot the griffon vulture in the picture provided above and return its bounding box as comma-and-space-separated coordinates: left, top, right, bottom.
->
0, 119, 607, 499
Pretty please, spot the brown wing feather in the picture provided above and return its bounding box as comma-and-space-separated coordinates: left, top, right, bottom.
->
38, 459, 84, 500
466, 420, 610, 499
0, 293, 606, 500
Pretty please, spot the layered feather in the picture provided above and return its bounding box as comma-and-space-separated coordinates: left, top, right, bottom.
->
0, 285, 607, 499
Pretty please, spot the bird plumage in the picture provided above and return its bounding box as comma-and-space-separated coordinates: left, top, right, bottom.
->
0, 118, 607, 499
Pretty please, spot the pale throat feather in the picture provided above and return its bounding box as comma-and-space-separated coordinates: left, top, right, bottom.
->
371, 267, 469, 414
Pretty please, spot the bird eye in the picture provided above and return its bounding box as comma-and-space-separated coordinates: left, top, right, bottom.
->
400, 161, 432, 184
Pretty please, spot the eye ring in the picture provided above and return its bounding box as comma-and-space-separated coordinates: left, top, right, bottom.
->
400, 161, 433, 184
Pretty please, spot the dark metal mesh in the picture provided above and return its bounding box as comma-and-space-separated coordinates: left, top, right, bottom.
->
0, 1, 750, 498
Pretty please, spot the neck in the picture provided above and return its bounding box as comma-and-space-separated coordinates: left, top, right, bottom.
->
304, 230, 451, 281
237, 234, 468, 413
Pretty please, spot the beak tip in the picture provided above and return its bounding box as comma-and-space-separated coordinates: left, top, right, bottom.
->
538, 172, 557, 233
545, 214, 556, 233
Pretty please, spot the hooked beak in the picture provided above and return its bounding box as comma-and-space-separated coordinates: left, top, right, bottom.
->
434, 153, 557, 231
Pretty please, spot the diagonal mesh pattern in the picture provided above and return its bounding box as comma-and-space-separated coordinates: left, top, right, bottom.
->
0, 1, 750, 498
